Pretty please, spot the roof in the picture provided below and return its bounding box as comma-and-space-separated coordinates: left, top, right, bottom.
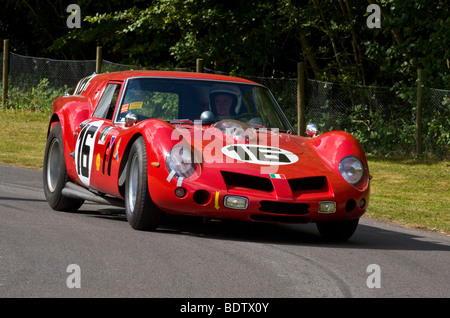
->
92, 70, 258, 85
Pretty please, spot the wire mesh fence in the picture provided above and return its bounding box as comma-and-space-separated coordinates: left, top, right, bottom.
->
1, 52, 449, 158
229, 71, 449, 158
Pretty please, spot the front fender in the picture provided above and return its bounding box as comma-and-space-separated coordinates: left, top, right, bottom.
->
135, 120, 196, 207
311, 131, 369, 191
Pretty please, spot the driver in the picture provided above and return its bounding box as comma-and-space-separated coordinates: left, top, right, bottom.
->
209, 86, 242, 119
214, 93, 234, 117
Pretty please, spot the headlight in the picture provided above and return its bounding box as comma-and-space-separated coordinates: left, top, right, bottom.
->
166, 145, 197, 178
339, 155, 364, 186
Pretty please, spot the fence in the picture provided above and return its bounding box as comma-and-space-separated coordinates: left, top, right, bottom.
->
211, 69, 449, 158
1, 49, 449, 158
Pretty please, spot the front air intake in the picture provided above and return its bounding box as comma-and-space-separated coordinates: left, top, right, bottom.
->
221, 171, 274, 192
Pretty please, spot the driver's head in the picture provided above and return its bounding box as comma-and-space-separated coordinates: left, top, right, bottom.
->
209, 86, 242, 117
214, 93, 234, 116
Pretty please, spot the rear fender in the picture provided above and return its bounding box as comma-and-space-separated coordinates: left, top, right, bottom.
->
47, 96, 91, 183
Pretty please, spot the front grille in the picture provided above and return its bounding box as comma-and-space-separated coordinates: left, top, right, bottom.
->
288, 176, 328, 193
259, 201, 310, 215
221, 171, 274, 192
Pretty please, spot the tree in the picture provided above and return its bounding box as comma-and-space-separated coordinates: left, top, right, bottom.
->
1, 0, 448, 88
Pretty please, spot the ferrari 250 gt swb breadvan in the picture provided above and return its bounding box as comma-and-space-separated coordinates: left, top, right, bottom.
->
43, 70, 370, 240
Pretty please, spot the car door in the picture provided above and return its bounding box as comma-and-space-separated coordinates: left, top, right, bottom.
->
74, 81, 123, 196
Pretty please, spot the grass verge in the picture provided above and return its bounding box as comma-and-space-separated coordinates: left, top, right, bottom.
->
366, 157, 449, 235
1, 110, 449, 235
0, 109, 49, 169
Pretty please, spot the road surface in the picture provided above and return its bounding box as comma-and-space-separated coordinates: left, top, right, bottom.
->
1, 164, 449, 298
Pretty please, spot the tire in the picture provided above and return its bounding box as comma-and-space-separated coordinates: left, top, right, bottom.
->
316, 218, 359, 241
43, 122, 84, 211
125, 137, 161, 230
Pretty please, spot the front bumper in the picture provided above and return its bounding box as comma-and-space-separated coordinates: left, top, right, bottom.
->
148, 169, 370, 224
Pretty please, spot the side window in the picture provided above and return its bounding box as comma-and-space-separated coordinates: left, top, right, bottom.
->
93, 83, 121, 120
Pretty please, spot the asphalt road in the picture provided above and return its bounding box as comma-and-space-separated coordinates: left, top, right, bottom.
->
1, 164, 449, 298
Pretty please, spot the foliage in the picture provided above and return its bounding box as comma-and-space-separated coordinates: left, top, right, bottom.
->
6, 0, 441, 89
2, 78, 65, 112
423, 93, 450, 157
1, 1, 449, 88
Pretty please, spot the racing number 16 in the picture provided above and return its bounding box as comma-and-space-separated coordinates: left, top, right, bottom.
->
75, 121, 102, 186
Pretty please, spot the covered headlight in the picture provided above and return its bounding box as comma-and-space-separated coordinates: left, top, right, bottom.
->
339, 155, 364, 186
166, 145, 197, 178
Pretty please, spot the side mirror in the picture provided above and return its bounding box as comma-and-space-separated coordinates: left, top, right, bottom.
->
306, 123, 318, 137
124, 112, 138, 127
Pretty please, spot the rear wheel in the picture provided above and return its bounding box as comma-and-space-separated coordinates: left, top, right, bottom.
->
43, 122, 84, 211
125, 137, 161, 230
316, 218, 359, 241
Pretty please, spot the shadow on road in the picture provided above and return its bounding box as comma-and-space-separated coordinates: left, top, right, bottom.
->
75, 204, 450, 252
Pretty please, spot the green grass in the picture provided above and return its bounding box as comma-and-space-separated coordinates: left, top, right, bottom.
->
1, 109, 449, 235
366, 157, 450, 235
0, 109, 49, 169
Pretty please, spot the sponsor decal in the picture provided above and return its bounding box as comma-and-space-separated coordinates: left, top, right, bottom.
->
120, 104, 129, 113
108, 136, 116, 153
96, 153, 101, 171
114, 138, 121, 162
129, 101, 143, 110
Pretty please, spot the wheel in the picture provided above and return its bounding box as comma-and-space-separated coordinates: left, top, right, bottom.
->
125, 137, 161, 230
316, 218, 359, 241
43, 122, 84, 211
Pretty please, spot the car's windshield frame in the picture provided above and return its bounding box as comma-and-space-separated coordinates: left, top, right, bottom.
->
112, 76, 294, 132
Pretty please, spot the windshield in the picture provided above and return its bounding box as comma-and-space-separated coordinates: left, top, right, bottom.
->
115, 78, 293, 131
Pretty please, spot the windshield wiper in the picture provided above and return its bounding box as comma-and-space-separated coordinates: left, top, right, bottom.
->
167, 119, 194, 125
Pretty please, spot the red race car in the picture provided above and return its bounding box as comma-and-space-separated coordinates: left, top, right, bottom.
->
43, 70, 370, 240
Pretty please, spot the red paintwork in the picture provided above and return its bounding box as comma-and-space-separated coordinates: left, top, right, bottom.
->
48, 70, 370, 224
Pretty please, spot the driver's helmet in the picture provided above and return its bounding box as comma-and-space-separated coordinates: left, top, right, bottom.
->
209, 85, 242, 116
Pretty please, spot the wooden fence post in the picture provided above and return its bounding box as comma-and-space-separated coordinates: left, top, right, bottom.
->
96, 46, 102, 74
2, 39, 9, 109
416, 68, 423, 155
297, 62, 306, 136
196, 58, 203, 73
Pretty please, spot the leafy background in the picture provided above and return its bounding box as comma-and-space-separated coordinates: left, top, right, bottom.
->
1, 0, 449, 88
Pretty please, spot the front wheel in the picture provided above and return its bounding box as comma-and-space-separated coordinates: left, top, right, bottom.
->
125, 137, 161, 230
316, 218, 359, 241
43, 122, 84, 211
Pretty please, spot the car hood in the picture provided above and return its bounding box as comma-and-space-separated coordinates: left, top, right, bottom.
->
174, 121, 338, 180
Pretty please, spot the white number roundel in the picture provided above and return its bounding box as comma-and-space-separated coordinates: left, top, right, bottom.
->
221, 144, 298, 165
74, 120, 103, 186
